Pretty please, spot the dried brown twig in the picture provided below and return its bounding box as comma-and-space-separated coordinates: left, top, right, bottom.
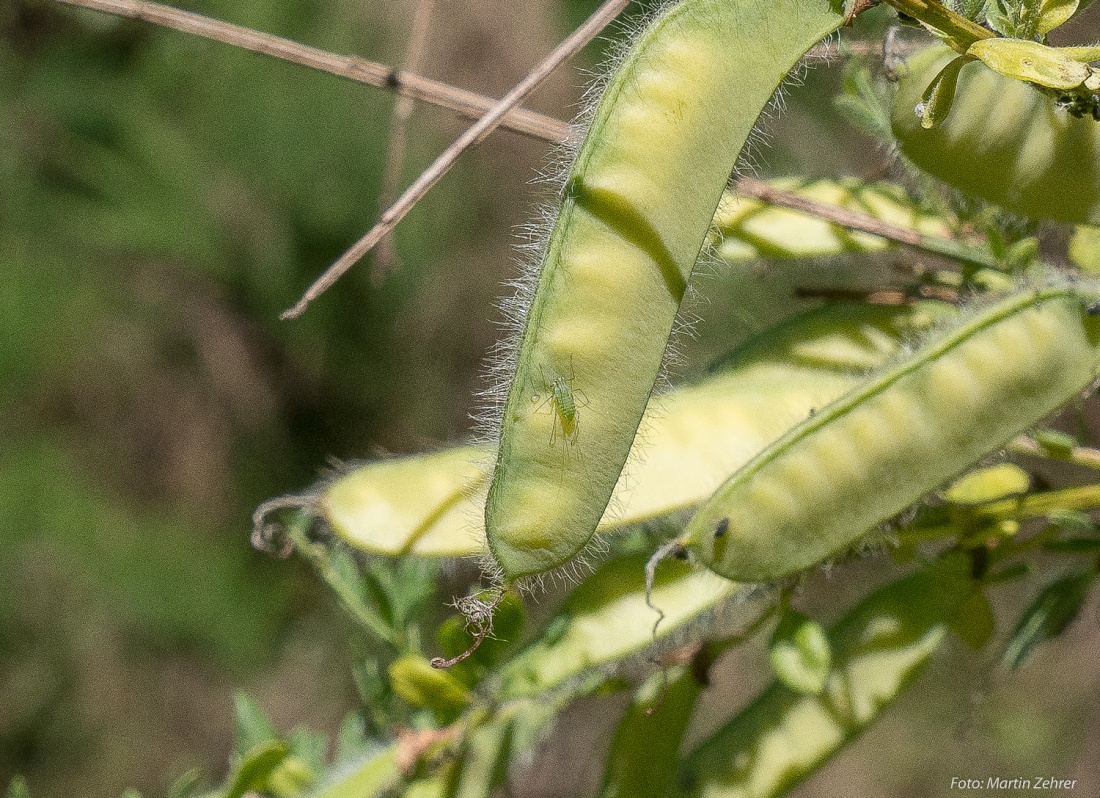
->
51, 0, 568, 141
52, 0, 996, 314
373, 0, 437, 282
279, 0, 630, 319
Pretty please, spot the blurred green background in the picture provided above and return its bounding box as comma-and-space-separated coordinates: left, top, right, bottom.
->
1, 0, 1098, 795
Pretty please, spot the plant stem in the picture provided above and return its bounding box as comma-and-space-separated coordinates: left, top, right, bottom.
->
880, 0, 995, 52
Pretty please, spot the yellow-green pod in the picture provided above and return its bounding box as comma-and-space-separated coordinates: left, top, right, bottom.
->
486, 0, 847, 582
675, 555, 975, 798
892, 45, 1100, 224
684, 282, 1100, 582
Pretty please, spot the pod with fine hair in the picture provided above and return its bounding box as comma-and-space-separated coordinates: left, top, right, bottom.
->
891, 45, 1100, 225
682, 281, 1100, 582
486, 0, 847, 582
675, 554, 975, 798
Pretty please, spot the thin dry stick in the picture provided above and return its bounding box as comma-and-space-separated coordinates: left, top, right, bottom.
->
373, 0, 437, 282
52, 0, 993, 285
734, 176, 998, 270
281, 0, 631, 320
50, 0, 569, 141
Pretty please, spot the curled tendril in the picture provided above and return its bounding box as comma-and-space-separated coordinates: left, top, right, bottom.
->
250, 496, 305, 558
430, 588, 506, 669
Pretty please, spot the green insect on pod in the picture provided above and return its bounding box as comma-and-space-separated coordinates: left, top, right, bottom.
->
485, 0, 848, 583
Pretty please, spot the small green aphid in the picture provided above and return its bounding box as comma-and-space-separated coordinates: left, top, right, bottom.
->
532, 364, 588, 447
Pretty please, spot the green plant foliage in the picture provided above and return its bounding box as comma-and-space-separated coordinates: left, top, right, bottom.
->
9, 0, 1100, 795
1002, 570, 1098, 669
768, 610, 832, 695
674, 555, 976, 797
599, 667, 704, 798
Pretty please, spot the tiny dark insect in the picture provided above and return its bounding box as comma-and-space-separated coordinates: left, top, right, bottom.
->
714, 517, 730, 538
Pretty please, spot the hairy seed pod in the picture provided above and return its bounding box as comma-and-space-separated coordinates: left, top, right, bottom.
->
486, 0, 846, 582
892, 45, 1100, 224
684, 283, 1100, 582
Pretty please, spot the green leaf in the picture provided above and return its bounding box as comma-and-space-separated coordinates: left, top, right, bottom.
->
333, 714, 370, 765
267, 755, 316, 798
1043, 537, 1100, 553
918, 55, 971, 129
233, 693, 279, 755
224, 740, 291, 798
1046, 508, 1097, 534
6, 777, 31, 798
1069, 226, 1100, 274
307, 746, 401, 798
1036, 0, 1080, 34
288, 727, 328, 774
166, 769, 204, 798
945, 463, 1030, 505
1032, 429, 1079, 457
599, 667, 704, 798
769, 610, 832, 695
968, 38, 1090, 90
1002, 570, 1097, 668
949, 590, 996, 649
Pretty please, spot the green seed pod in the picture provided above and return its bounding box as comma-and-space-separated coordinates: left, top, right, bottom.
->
497, 554, 736, 699
675, 555, 975, 798
485, 0, 847, 582
310, 302, 940, 559
892, 45, 1100, 224
599, 666, 703, 798
684, 282, 1100, 582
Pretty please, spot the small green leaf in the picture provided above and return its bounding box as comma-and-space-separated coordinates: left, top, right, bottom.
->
1043, 537, 1100, 553
989, 562, 1032, 584
1033, 429, 1079, 457
233, 693, 278, 755
769, 610, 832, 695
950, 590, 996, 649
599, 667, 704, 798
1002, 571, 1097, 669
1036, 0, 1080, 33
288, 727, 328, 773
166, 769, 204, 798
968, 38, 1090, 90
334, 713, 370, 764
6, 777, 31, 798
918, 55, 971, 129
1069, 226, 1100, 274
224, 740, 291, 798
267, 755, 316, 798
1047, 509, 1097, 534
308, 746, 400, 798
945, 463, 1030, 505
